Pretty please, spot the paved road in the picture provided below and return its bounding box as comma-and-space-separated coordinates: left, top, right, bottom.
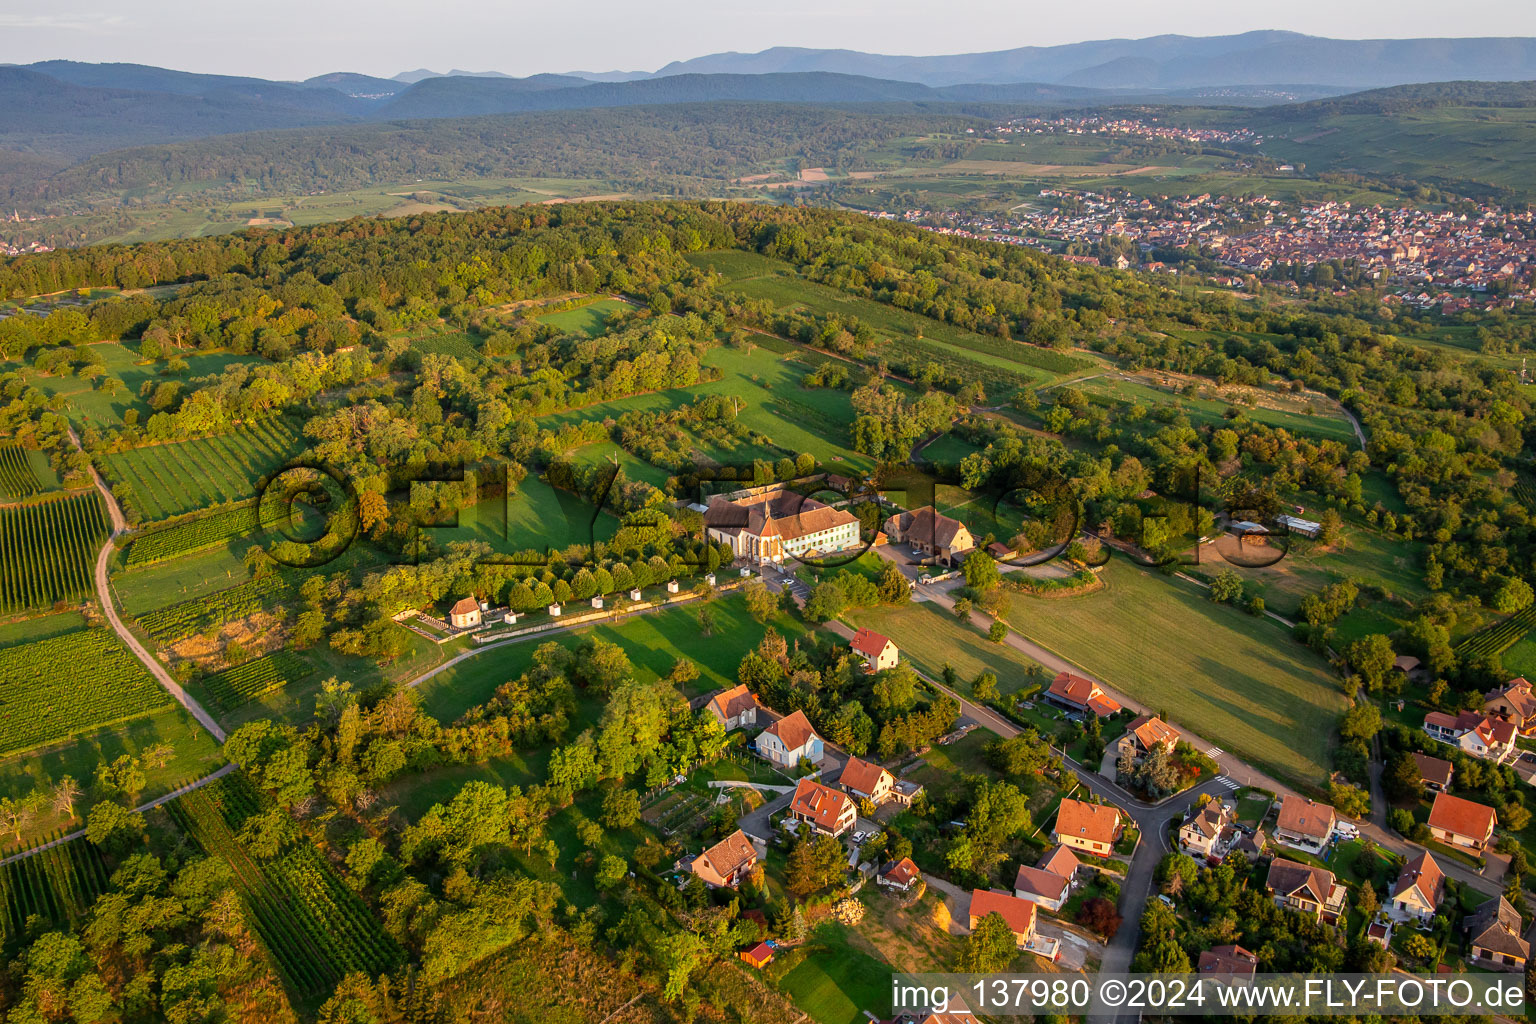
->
70, 428, 227, 743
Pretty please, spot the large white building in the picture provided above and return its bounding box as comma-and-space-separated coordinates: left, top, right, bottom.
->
703, 491, 860, 564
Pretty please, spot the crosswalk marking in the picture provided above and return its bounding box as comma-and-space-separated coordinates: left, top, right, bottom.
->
1206, 747, 1223, 758
1212, 775, 1239, 790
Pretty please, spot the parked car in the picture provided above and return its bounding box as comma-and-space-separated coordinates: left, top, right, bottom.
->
852, 831, 868, 844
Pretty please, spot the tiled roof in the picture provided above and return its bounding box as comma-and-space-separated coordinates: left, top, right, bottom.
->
1275, 795, 1335, 842
450, 597, 478, 615
838, 756, 891, 798
763, 709, 819, 753
881, 857, 921, 887
1411, 752, 1454, 788
790, 778, 854, 832
1267, 858, 1337, 906
849, 628, 893, 659
1127, 714, 1178, 751
1427, 792, 1496, 841
1466, 896, 1530, 959
889, 505, 971, 549
1391, 850, 1445, 913
969, 888, 1037, 936
706, 684, 760, 722
1197, 945, 1258, 975
1037, 845, 1080, 879
692, 830, 757, 885
1054, 798, 1122, 846
1014, 864, 1070, 902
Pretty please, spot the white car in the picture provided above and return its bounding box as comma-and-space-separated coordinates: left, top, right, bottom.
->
1335, 823, 1360, 840
852, 831, 867, 844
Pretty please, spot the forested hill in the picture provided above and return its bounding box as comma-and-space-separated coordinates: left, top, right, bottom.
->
0, 105, 984, 212
1259, 79, 1536, 118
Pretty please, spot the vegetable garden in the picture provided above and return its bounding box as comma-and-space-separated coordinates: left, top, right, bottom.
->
200, 651, 315, 714
0, 628, 173, 756
0, 446, 42, 498
0, 490, 107, 613
103, 418, 305, 522
168, 773, 403, 998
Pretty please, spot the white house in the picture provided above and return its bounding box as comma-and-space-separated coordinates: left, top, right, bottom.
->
756, 710, 824, 767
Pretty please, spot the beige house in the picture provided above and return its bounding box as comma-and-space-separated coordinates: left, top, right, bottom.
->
1484, 677, 1536, 735
884, 506, 976, 566
757, 710, 824, 767
1388, 850, 1445, 924
1274, 795, 1336, 850
1051, 798, 1123, 857
1266, 859, 1347, 922
838, 756, 894, 805
1179, 799, 1238, 860
704, 684, 761, 731
788, 778, 857, 837
1466, 896, 1531, 971
968, 889, 1039, 946
849, 628, 899, 673
689, 829, 758, 889
1427, 792, 1497, 851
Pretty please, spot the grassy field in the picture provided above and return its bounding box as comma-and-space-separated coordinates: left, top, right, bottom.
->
845, 601, 1048, 696
535, 298, 631, 336
11, 343, 265, 430
767, 923, 892, 1024
0, 610, 89, 648
686, 250, 1094, 392
567, 440, 672, 488
1001, 560, 1346, 786
427, 475, 620, 555
103, 418, 306, 521
415, 592, 810, 724
919, 432, 985, 464
1073, 371, 1358, 445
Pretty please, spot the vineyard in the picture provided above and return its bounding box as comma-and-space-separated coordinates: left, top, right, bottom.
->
103, 418, 305, 522
136, 573, 292, 645
126, 502, 260, 567
0, 491, 108, 614
0, 628, 173, 756
168, 773, 403, 998
0, 839, 111, 942
200, 651, 315, 714
1456, 605, 1536, 659
0, 447, 42, 498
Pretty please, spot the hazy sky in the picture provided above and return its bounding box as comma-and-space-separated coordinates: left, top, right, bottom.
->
3, 0, 1534, 80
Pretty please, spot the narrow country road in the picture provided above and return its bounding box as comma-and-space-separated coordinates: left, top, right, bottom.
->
69, 428, 227, 743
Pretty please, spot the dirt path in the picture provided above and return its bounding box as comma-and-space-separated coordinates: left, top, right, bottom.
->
68, 428, 227, 743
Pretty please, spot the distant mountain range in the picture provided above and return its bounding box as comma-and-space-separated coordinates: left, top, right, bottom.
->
633, 32, 1536, 89
3, 32, 1535, 166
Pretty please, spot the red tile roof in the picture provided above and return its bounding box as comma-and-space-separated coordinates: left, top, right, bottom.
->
1037, 845, 1080, 879
1053, 798, 1122, 846
881, 857, 920, 887
1427, 792, 1497, 842
1013, 864, 1070, 903
790, 777, 854, 833
763, 709, 819, 753
1197, 945, 1258, 975
450, 597, 479, 615
1391, 850, 1445, 913
1275, 795, 1335, 842
1047, 672, 1122, 715
838, 756, 891, 798
849, 627, 894, 659
706, 684, 760, 722
969, 888, 1037, 937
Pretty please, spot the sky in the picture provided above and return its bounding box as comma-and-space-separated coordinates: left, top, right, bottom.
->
3, 0, 1535, 81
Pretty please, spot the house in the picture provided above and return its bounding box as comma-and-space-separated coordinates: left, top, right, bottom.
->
1045, 671, 1122, 718
1117, 714, 1179, 760
1196, 945, 1258, 977
838, 756, 895, 805
1052, 798, 1123, 856
757, 710, 824, 767
883, 506, 976, 566
1232, 829, 1268, 861
688, 829, 758, 889
788, 777, 857, 837
1036, 845, 1081, 884
739, 942, 774, 969
1179, 799, 1238, 860
1388, 850, 1445, 924
1013, 864, 1071, 912
1426, 792, 1497, 851
849, 628, 899, 673
968, 889, 1038, 946
448, 597, 482, 629
1366, 921, 1392, 947
1423, 710, 1516, 761
1394, 654, 1422, 677
704, 492, 860, 564
1273, 795, 1336, 850
1266, 858, 1347, 922
1484, 677, 1536, 735
879, 857, 922, 892
705, 684, 761, 731
1465, 896, 1531, 971
1412, 752, 1455, 793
